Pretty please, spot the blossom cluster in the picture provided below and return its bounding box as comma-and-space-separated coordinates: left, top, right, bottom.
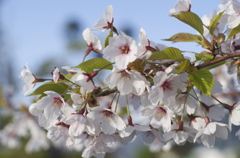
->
18, 0, 240, 157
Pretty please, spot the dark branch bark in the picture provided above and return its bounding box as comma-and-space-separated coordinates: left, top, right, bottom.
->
196, 52, 240, 69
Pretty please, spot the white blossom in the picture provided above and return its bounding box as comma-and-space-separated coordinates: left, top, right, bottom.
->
169, 0, 191, 15
70, 70, 95, 94
141, 105, 174, 132
105, 67, 149, 95
19, 64, 36, 95
83, 28, 102, 52
64, 113, 95, 136
93, 5, 113, 31
52, 67, 60, 83
103, 33, 138, 69
194, 121, 228, 148
87, 106, 126, 135
148, 71, 187, 106
36, 91, 65, 122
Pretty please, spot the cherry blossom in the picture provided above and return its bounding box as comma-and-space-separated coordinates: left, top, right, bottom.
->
194, 119, 228, 148
223, 0, 240, 28
141, 105, 174, 132
82, 28, 102, 54
36, 91, 66, 121
169, 0, 191, 15
103, 33, 138, 69
164, 123, 196, 145
105, 67, 149, 95
82, 132, 120, 158
64, 113, 96, 136
16, 2, 240, 156
229, 102, 240, 126
87, 106, 126, 135
148, 71, 187, 106
93, 5, 113, 31
172, 94, 196, 115
70, 70, 95, 94
137, 28, 168, 59
19, 64, 36, 95
140, 128, 163, 145
29, 103, 50, 129
47, 122, 73, 147
52, 67, 60, 83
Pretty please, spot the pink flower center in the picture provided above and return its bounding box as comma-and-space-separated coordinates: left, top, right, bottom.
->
119, 70, 130, 78
120, 45, 130, 54
102, 110, 113, 117
161, 80, 172, 91
156, 107, 166, 117
53, 97, 63, 106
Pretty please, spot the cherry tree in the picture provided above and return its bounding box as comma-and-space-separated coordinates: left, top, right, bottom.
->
13, 0, 240, 157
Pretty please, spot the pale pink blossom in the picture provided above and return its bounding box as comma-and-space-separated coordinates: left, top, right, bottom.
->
36, 91, 65, 121
172, 94, 196, 115
47, 122, 73, 148
164, 123, 196, 145
148, 71, 187, 106
169, 0, 191, 15
141, 128, 163, 144
82, 133, 119, 158
83, 28, 102, 53
29, 103, 50, 128
225, 0, 240, 28
137, 28, 167, 59
70, 70, 95, 94
93, 5, 113, 31
103, 33, 138, 69
190, 117, 206, 131
52, 67, 60, 83
19, 64, 36, 95
194, 120, 228, 148
105, 67, 149, 95
87, 106, 126, 135
64, 113, 95, 136
229, 102, 240, 126
141, 105, 174, 132
70, 92, 84, 105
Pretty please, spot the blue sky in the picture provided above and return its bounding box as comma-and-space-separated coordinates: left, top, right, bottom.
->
1, 0, 221, 85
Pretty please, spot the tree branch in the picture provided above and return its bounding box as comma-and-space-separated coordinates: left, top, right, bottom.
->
196, 52, 240, 69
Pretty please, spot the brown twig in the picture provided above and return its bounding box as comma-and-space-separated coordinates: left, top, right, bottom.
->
196, 52, 240, 69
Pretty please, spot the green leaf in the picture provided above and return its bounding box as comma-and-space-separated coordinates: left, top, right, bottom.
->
195, 53, 214, 61
62, 74, 74, 80
209, 11, 225, 35
73, 58, 113, 73
104, 30, 113, 47
188, 69, 214, 96
175, 59, 191, 74
29, 82, 69, 96
163, 33, 202, 43
227, 24, 240, 39
149, 47, 183, 61
172, 11, 204, 36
